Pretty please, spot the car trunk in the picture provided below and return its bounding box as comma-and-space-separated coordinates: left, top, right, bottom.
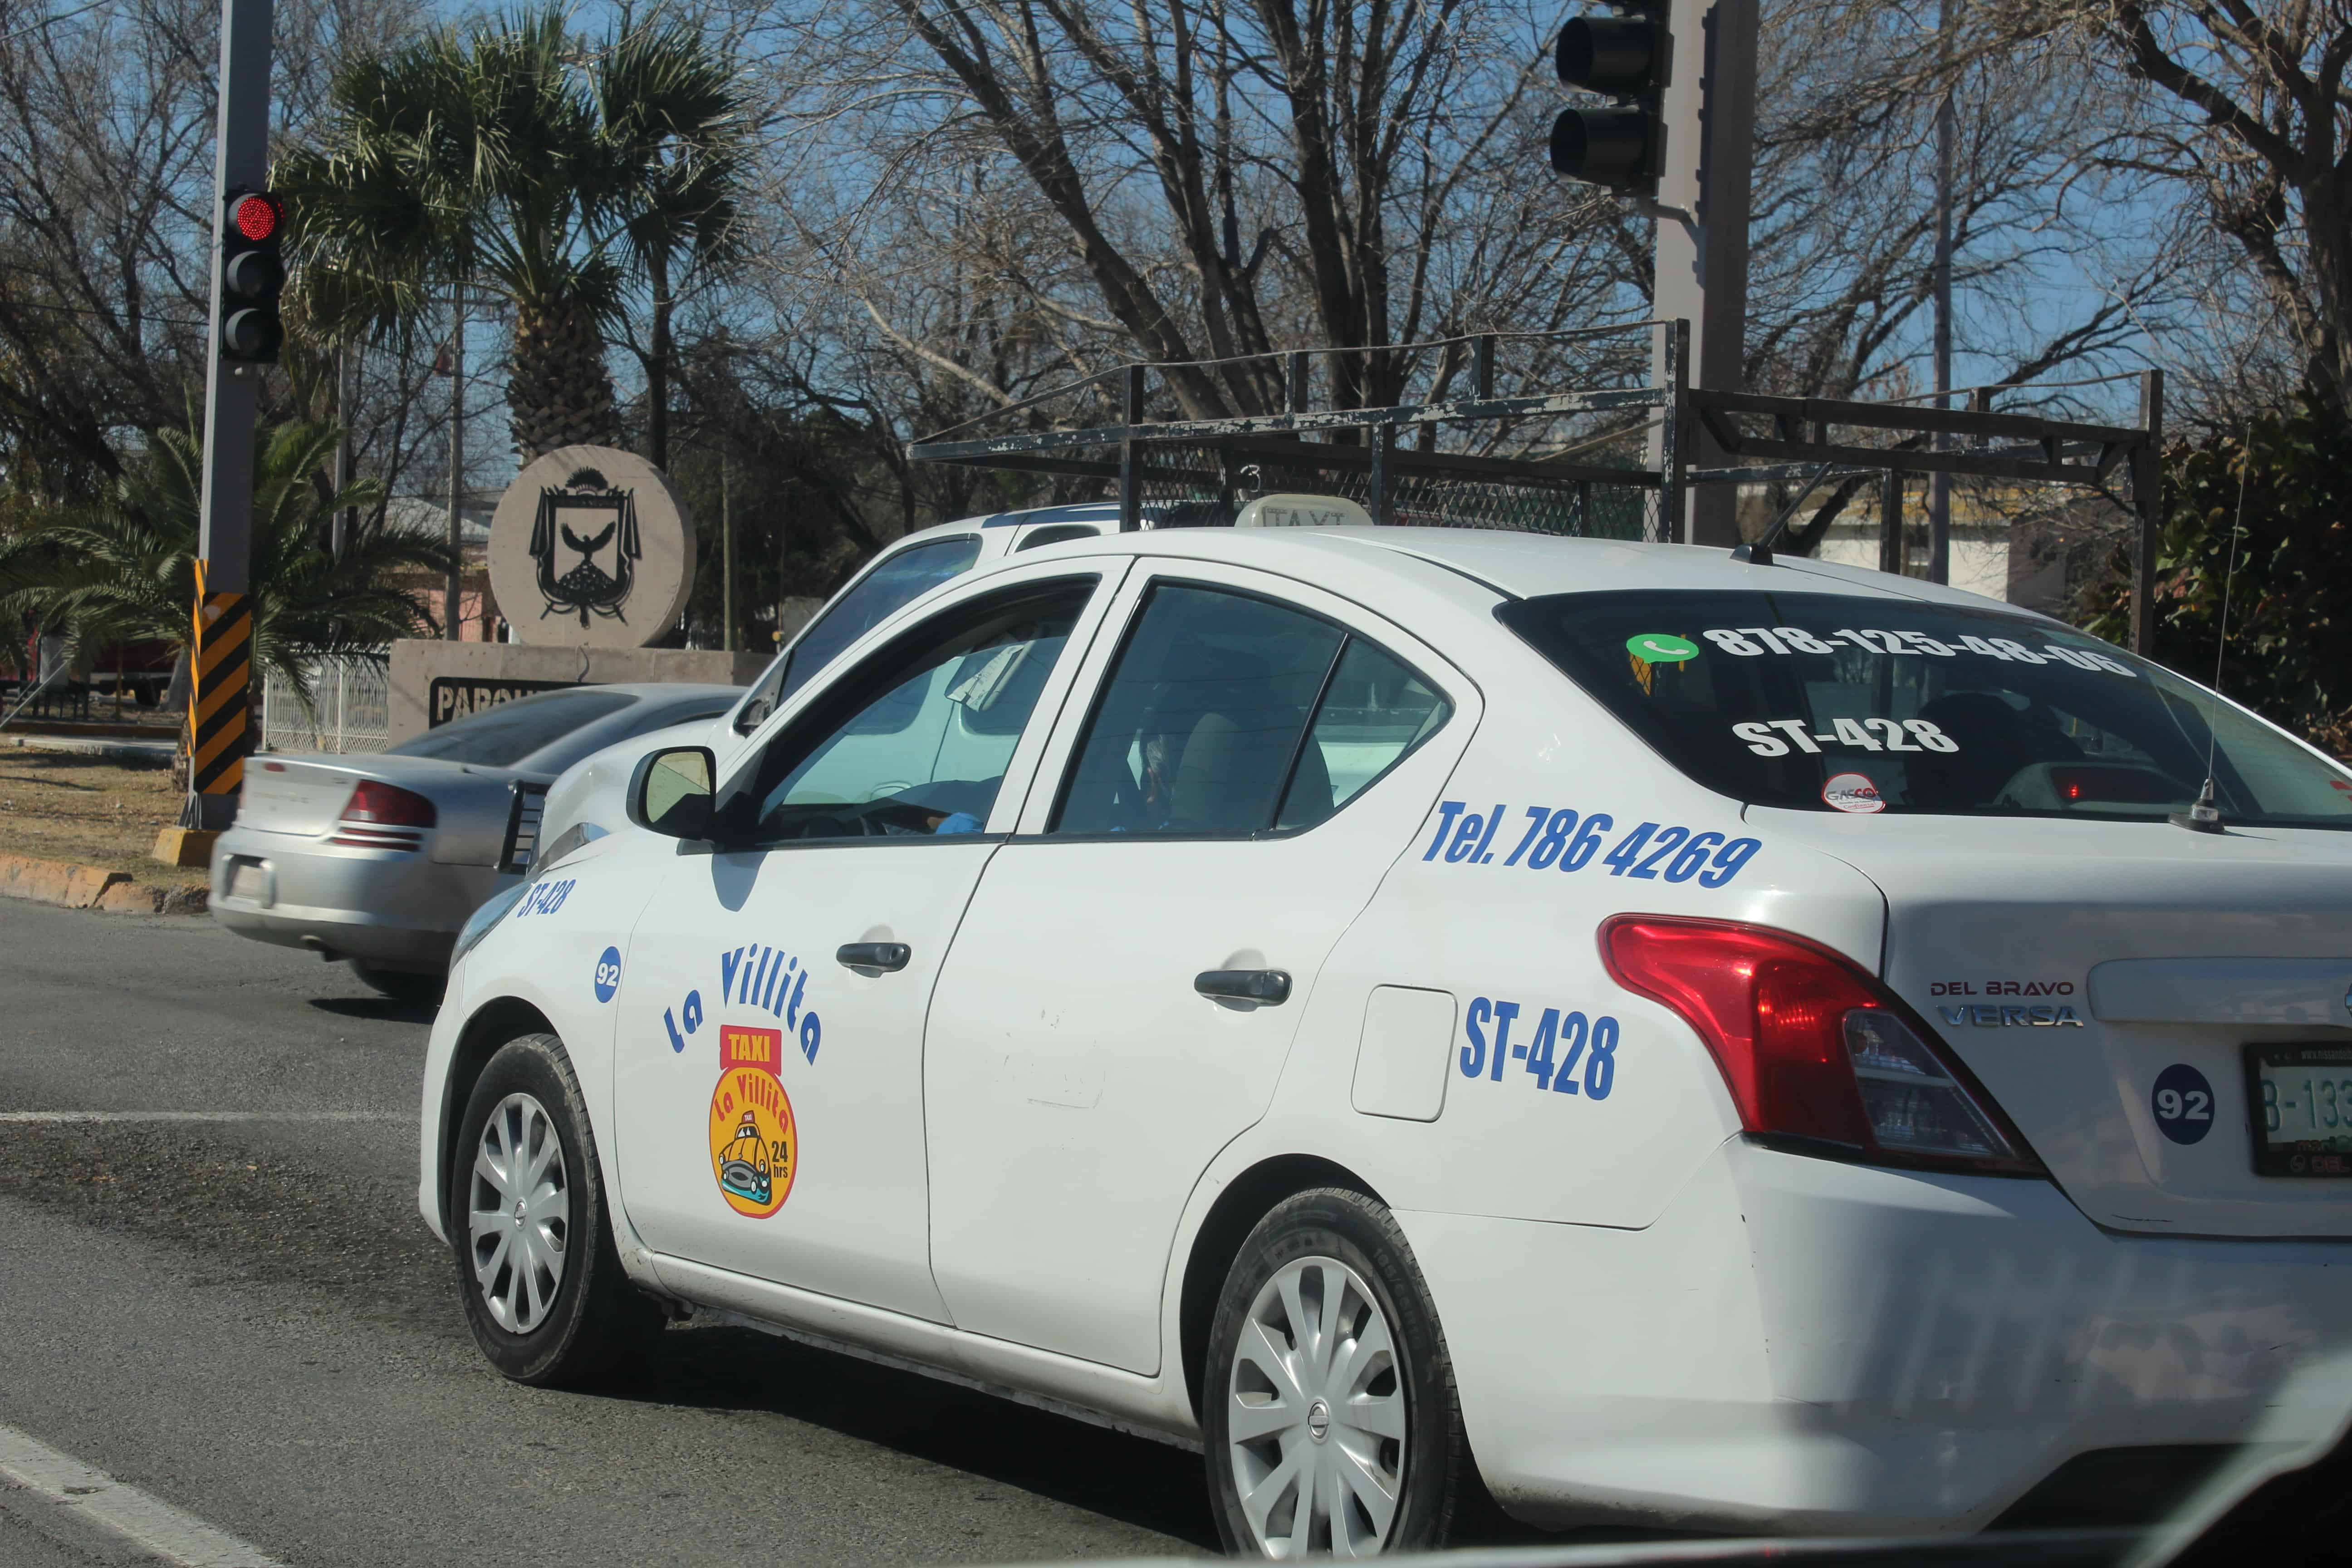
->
235, 754, 533, 866
1753, 808, 2352, 1239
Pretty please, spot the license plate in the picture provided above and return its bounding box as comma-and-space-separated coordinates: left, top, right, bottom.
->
2244, 1044, 2352, 1177
227, 858, 271, 906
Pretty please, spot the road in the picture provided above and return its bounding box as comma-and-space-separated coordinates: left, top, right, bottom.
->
0, 900, 1215, 1568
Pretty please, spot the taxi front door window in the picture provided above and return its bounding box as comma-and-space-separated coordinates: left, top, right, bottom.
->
734, 534, 984, 734
737, 583, 1092, 844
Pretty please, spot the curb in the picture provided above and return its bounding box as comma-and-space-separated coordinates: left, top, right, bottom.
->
0, 851, 207, 915
5, 734, 177, 767
96, 882, 211, 916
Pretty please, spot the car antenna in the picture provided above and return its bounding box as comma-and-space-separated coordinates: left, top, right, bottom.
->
2169, 422, 2251, 835
1730, 462, 1835, 566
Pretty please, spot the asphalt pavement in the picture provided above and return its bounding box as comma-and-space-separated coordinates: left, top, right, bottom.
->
0, 899, 1215, 1568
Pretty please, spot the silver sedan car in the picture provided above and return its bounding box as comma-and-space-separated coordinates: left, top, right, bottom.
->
211, 682, 740, 1001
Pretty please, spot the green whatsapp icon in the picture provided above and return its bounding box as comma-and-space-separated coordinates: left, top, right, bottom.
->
1627, 633, 1700, 663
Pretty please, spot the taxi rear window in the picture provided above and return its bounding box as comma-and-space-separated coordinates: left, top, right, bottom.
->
1499, 589, 2352, 828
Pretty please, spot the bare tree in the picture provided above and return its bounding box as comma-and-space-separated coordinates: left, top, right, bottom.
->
760, 0, 1642, 420
1972, 0, 2352, 410
0, 0, 428, 504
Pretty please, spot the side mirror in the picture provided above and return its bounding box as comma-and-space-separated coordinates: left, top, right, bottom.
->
732, 694, 773, 736
629, 745, 717, 840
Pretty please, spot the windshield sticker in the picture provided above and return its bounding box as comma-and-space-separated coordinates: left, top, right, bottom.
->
1461, 998, 1619, 1099
1734, 718, 1957, 756
1822, 773, 1886, 813
1697, 626, 2136, 676
1420, 799, 1762, 886
711, 1024, 797, 1217
1627, 633, 1700, 664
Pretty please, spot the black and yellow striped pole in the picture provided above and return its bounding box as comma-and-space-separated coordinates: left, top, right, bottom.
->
190, 561, 253, 799
174, 0, 274, 846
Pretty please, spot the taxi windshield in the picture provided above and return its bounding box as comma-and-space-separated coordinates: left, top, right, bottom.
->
1500, 589, 2352, 829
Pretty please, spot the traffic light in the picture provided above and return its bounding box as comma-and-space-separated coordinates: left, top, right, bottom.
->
218, 187, 284, 363
1549, 2, 1666, 196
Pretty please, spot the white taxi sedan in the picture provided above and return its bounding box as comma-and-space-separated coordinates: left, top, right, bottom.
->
418, 522, 2352, 1554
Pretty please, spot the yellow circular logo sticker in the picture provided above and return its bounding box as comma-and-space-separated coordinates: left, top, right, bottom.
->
708, 1025, 796, 1218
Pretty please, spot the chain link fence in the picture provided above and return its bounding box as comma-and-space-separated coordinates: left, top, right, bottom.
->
1132, 441, 1661, 540
260, 654, 389, 754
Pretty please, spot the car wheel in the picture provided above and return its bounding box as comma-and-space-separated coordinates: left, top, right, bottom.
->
353, 963, 443, 1005
1203, 1187, 1472, 1558
449, 1033, 662, 1387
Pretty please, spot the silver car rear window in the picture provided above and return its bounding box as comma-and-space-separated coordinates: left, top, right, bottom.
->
389, 689, 634, 767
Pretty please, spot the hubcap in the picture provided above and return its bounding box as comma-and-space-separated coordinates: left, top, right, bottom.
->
467, 1092, 569, 1333
1225, 1256, 1406, 1558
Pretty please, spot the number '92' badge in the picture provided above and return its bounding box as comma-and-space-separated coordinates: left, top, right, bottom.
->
2151, 1063, 2215, 1145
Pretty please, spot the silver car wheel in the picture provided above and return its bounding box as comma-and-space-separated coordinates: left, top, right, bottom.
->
467, 1092, 569, 1334
1226, 1255, 1407, 1558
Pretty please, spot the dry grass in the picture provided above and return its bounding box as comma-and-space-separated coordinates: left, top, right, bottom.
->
0, 750, 210, 888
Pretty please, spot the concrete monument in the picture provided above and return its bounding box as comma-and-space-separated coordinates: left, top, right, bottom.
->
486, 447, 696, 648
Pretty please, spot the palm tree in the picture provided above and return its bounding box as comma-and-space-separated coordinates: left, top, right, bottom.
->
282, 8, 625, 462
595, 9, 752, 473
281, 6, 752, 471
0, 420, 451, 715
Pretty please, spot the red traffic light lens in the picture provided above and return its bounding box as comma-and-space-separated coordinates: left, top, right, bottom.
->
230, 192, 282, 242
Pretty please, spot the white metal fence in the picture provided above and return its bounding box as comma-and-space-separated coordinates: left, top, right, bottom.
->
260, 654, 390, 754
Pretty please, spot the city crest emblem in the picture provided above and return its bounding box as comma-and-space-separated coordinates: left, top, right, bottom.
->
709, 1025, 797, 1218
528, 466, 643, 628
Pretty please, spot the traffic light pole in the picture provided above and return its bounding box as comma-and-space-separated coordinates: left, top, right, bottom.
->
1647, 0, 1757, 547
189, 0, 274, 831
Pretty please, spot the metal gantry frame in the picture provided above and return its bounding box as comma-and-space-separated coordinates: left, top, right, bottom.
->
907, 322, 2167, 653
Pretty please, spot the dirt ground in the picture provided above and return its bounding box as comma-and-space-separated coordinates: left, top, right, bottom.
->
0, 752, 209, 888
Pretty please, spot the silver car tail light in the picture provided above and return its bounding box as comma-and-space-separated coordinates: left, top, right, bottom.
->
329, 780, 435, 851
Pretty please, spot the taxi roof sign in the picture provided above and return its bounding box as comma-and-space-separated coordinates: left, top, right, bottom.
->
1234, 494, 1375, 529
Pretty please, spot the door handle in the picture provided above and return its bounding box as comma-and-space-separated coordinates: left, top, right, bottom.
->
837, 942, 911, 972
1195, 969, 1291, 1004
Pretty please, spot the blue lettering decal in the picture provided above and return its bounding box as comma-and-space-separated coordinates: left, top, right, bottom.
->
1422, 804, 1764, 889
785, 968, 807, 1026
1423, 800, 1466, 861
721, 946, 745, 1004
799, 1013, 821, 1063
1489, 1001, 1519, 1082
1461, 997, 1491, 1078
1457, 995, 1621, 1104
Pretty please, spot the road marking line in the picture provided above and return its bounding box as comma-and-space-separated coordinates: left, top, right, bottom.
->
0, 1421, 286, 1567
0, 1111, 407, 1123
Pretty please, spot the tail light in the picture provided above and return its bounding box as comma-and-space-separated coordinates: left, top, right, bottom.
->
331, 779, 436, 849
1600, 916, 2041, 1175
